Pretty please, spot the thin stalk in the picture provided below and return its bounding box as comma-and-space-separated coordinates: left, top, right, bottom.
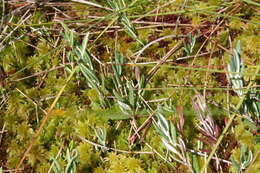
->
78, 135, 153, 154
8, 6, 259, 29
244, 149, 260, 173
0, 0, 5, 32
242, 0, 260, 7
71, 0, 112, 11
7, 45, 63, 80
200, 65, 260, 173
90, 16, 118, 50
141, 87, 260, 92
131, 64, 260, 77
15, 67, 78, 171
130, 9, 260, 25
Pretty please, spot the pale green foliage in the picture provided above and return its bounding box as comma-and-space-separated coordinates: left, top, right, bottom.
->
1, 1, 260, 173
94, 127, 107, 147
183, 33, 196, 56
51, 149, 79, 173
107, 0, 144, 45
227, 41, 244, 96
231, 145, 253, 173
153, 110, 194, 172
227, 40, 260, 123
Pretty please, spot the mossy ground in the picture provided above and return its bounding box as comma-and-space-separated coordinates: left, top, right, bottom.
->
0, 0, 259, 173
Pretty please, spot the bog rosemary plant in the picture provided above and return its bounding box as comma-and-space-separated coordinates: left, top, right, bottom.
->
61, 23, 107, 107
115, 79, 144, 117
3, 1, 260, 172
94, 127, 107, 148
111, 50, 146, 117
184, 33, 196, 56
153, 111, 194, 173
243, 88, 260, 123
111, 51, 124, 92
227, 41, 244, 97
231, 144, 253, 173
51, 149, 79, 173
107, 0, 144, 45
192, 94, 220, 142
227, 41, 260, 123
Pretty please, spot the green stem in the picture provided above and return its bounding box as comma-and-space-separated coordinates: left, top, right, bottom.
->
15, 67, 78, 171
200, 65, 260, 173
134, 64, 260, 77
242, 0, 260, 7
90, 16, 118, 50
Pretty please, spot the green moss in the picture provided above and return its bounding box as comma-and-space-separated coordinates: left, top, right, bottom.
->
1, 0, 259, 172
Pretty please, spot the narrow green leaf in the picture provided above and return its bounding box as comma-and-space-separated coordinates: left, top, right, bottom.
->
117, 100, 132, 115
192, 155, 200, 173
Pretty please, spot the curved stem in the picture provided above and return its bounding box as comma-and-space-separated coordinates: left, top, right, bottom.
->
15, 67, 78, 172
200, 65, 260, 173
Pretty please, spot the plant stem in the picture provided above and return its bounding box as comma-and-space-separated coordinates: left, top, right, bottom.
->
200, 65, 260, 173
15, 67, 78, 172
244, 149, 260, 173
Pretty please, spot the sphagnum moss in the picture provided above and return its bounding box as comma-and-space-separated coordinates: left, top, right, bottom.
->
0, 0, 259, 173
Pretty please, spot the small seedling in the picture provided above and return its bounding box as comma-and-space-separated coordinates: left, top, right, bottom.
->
184, 33, 196, 56
231, 144, 253, 173
51, 149, 79, 173
153, 110, 194, 173
94, 127, 107, 148
227, 40, 244, 96
107, 0, 144, 45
